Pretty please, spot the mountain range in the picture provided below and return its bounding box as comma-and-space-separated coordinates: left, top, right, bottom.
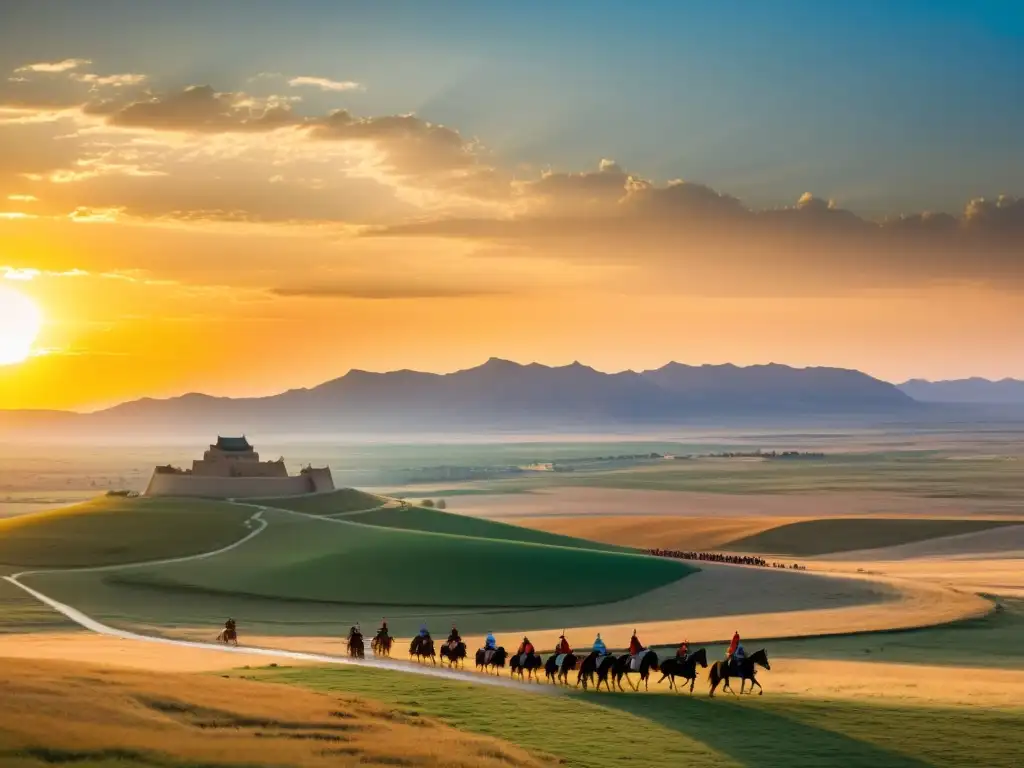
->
1, 359, 922, 438
897, 377, 1024, 404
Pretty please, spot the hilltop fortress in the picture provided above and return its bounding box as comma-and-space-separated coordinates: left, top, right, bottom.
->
145, 436, 335, 498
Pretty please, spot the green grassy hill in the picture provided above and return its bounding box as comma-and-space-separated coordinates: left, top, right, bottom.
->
336, 504, 632, 553
0, 496, 254, 569
112, 513, 693, 608
252, 488, 384, 516
723, 518, 1018, 556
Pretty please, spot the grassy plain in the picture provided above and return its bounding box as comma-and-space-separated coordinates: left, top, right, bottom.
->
0, 496, 254, 568
336, 504, 632, 552
252, 664, 1024, 768
0, 658, 548, 768
109, 512, 693, 608
724, 518, 1018, 556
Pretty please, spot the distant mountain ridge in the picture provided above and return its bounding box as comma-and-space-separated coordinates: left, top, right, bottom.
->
898, 377, 1024, 404
0, 359, 920, 438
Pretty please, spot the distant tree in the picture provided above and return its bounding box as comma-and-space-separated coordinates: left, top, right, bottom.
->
436, 499, 447, 510
420, 499, 435, 508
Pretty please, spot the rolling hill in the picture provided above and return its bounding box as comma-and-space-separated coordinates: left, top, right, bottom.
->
109, 512, 693, 608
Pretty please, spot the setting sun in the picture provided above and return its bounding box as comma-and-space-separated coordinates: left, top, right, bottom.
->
0, 285, 42, 365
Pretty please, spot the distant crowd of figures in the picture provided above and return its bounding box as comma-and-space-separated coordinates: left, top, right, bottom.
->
647, 549, 804, 570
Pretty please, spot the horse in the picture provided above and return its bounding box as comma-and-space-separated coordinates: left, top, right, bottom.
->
657, 648, 707, 694
612, 649, 660, 692
544, 652, 578, 686
475, 646, 508, 674
347, 631, 365, 659
371, 632, 392, 657
409, 635, 437, 665
577, 652, 618, 691
510, 652, 543, 682
440, 640, 467, 668
708, 648, 770, 696
216, 627, 238, 646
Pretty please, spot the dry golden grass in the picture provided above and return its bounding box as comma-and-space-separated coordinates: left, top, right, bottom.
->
507, 514, 799, 550
0, 657, 554, 768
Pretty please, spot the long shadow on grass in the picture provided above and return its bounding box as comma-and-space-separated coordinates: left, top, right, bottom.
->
589, 693, 930, 768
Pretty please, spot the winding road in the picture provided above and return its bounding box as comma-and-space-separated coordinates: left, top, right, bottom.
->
2, 506, 552, 692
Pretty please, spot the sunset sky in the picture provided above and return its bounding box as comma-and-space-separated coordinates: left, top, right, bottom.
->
1, 1, 1023, 411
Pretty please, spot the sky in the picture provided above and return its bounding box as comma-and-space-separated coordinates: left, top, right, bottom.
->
1, 0, 1023, 410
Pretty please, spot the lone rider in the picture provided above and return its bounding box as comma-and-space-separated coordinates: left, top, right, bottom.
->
629, 629, 644, 656
592, 633, 608, 656
225, 618, 236, 632
676, 639, 689, 660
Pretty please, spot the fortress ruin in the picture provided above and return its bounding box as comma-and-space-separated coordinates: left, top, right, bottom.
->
145, 436, 335, 498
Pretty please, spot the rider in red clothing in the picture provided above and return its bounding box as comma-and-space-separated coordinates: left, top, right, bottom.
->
726, 631, 740, 659
556, 634, 571, 655
517, 637, 535, 656
629, 629, 644, 656
676, 640, 689, 660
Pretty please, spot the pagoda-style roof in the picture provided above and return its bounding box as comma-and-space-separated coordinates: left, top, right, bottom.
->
215, 436, 252, 452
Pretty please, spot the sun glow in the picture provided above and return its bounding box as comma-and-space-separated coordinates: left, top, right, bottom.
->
0, 285, 43, 365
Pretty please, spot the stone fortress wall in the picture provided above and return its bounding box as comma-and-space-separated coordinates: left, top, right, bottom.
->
144, 436, 335, 498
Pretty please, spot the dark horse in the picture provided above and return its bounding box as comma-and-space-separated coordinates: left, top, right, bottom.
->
440, 640, 467, 668
510, 652, 543, 682
371, 632, 392, 657
657, 648, 707, 693
612, 650, 660, 692
577, 652, 618, 691
347, 630, 365, 659
475, 646, 508, 674
409, 635, 437, 665
708, 648, 770, 696
216, 627, 238, 646
544, 652, 578, 686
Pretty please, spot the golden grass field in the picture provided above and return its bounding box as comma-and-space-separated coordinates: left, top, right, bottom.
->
0, 658, 551, 768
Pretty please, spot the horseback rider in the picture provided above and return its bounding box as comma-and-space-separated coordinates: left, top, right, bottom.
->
592, 633, 607, 656
676, 640, 689, 660
225, 618, 236, 632
377, 618, 389, 639
726, 630, 740, 661
556, 634, 571, 656
517, 636, 534, 656
628, 629, 644, 656
419, 623, 430, 640
484, 631, 497, 651
447, 625, 461, 649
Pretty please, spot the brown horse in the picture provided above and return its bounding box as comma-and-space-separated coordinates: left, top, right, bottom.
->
708, 648, 770, 696
371, 632, 392, 657
216, 628, 238, 646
